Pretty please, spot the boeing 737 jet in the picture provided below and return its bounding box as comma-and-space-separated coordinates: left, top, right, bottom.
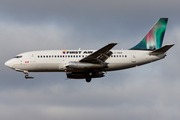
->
5, 18, 174, 82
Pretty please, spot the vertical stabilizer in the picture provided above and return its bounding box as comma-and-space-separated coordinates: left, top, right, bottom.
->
130, 18, 168, 50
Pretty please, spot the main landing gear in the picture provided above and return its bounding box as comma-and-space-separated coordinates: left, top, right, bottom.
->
85, 72, 92, 83
24, 71, 34, 79
86, 77, 91, 83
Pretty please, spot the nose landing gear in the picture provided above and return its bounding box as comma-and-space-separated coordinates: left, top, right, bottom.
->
25, 75, 34, 79
24, 71, 34, 79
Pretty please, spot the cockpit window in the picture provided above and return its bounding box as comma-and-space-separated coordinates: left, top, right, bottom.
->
14, 56, 22, 58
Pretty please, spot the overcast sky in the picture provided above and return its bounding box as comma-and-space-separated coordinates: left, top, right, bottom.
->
1, 0, 180, 120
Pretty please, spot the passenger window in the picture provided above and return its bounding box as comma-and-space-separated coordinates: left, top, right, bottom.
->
57, 55, 59, 58
49, 55, 51, 58
55, 55, 56, 58
122, 55, 124, 57
38, 56, 40, 58
46, 55, 48, 58
114, 55, 116, 57
119, 55, 121, 57
41, 56, 42, 58
79, 55, 81, 57
125, 55, 127, 57
52, 55, 54, 58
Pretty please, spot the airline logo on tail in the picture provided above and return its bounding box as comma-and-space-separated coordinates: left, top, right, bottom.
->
130, 18, 168, 50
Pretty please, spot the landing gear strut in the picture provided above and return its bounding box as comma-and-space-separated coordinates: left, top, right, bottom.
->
24, 71, 34, 79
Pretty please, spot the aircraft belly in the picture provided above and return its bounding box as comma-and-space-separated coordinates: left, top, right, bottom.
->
105, 62, 134, 71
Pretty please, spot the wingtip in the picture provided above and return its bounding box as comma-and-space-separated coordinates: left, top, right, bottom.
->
109, 43, 118, 45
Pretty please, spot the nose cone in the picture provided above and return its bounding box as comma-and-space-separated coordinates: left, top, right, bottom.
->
5, 60, 13, 68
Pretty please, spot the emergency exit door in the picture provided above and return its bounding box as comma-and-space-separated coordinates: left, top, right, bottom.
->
30, 53, 36, 62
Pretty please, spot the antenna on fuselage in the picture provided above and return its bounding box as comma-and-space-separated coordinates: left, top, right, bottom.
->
78, 48, 81, 50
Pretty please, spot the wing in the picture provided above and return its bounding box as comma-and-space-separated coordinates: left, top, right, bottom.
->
79, 43, 117, 64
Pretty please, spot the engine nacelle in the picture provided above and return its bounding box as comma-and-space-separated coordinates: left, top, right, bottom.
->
66, 72, 105, 79
66, 61, 106, 69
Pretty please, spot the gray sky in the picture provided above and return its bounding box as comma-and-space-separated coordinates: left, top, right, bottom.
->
1, 0, 180, 120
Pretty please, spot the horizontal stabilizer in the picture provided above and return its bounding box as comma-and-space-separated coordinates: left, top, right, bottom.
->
149, 44, 174, 55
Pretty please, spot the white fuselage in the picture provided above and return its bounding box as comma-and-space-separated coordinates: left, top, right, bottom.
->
5, 50, 165, 73
4, 18, 172, 81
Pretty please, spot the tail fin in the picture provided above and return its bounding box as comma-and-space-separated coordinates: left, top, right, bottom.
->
130, 18, 168, 50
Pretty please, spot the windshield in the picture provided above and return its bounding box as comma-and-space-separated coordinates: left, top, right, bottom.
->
14, 56, 22, 58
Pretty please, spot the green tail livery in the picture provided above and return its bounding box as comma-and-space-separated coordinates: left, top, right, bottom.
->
130, 18, 168, 50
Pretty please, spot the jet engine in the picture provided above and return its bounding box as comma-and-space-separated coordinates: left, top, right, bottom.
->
66, 72, 105, 79
66, 61, 106, 69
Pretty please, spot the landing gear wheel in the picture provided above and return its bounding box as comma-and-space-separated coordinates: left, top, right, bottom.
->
25, 74, 34, 79
86, 77, 91, 83
25, 75, 28, 79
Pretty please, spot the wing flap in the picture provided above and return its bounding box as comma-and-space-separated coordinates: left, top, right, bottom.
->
80, 43, 117, 63
97, 51, 113, 62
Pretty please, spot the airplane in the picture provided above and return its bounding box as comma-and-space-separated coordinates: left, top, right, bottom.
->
5, 18, 174, 82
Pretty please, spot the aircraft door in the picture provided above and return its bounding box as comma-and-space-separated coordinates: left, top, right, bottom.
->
30, 53, 36, 62
131, 52, 136, 63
